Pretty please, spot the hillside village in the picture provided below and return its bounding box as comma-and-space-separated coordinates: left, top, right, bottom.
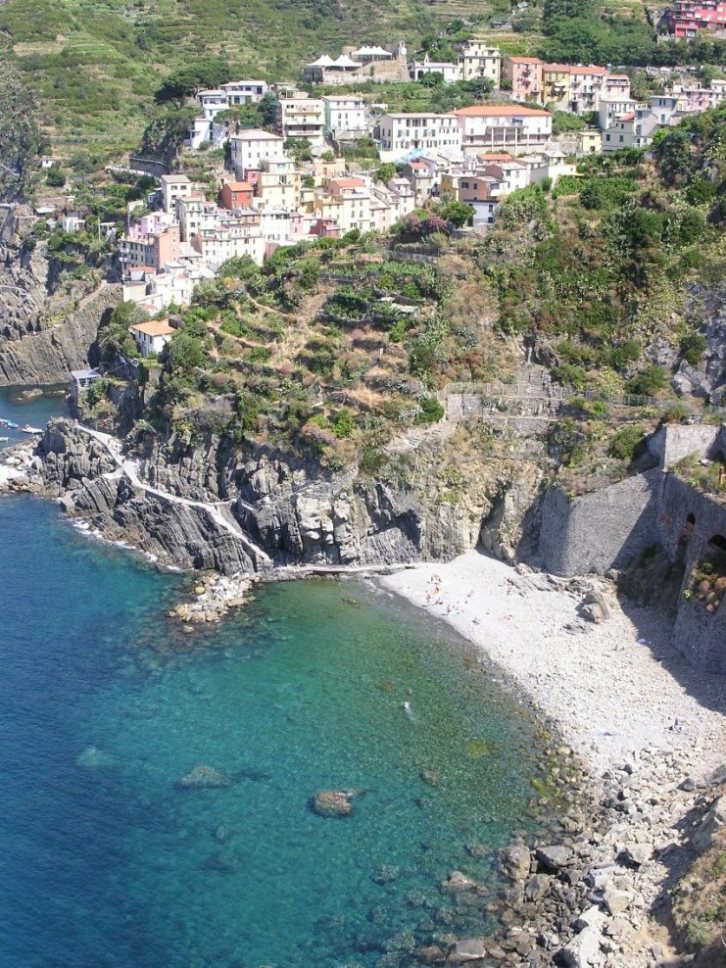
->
63, 33, 723, 326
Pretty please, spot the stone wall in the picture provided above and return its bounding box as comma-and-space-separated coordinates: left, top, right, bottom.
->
536, 469, 662, 577
648, 423, 723, 470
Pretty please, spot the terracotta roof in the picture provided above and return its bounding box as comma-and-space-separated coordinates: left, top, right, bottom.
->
509, 56, 542, 64
225, 181, 253, 191
129, 320, 176, 337
569, 65, 608, 75
330, 177, 365, 188
408, 161, 428, 169
455, 105, 551, 118
479, 152, 514, 161
619, 113, 635, 121
544, 64, 574, 73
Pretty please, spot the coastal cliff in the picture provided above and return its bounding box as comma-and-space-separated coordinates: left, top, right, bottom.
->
0, 236, 120, 386
37, 418, 544, 576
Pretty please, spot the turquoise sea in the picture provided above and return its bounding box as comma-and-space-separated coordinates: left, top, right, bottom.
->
0, 388, 556, 967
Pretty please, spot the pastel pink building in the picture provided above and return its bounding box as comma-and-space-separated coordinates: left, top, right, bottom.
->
666, 1, 726, 38
504, 56, 544, 104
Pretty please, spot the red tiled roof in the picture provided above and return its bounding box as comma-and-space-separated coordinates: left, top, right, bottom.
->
330, 177, 365, 188
455, 104, 551, 118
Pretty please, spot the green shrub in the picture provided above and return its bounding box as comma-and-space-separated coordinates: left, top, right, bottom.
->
332, 408, 355, 438
680, 332, 708, 366
45, 167, 66, 187
416, 396, 445, 425
607, 425, 645, 461
626, 365, 668, 396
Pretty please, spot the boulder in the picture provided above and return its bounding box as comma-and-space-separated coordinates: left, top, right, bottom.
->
524, 873, 551, 902
175, 763, 234, 790
618, 842, 652, 867
415, 945, 446, 964
449, 938, 488, 962
536, 844, 573, 871
556, 925, 604, 968
440, 870, 478, 893
603, 887, 631, 916
692, 794, 726, 852
310, 789, 353, 818
501, 843, 532, 881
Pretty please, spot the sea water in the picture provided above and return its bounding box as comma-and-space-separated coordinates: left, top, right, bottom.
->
0, 389, 557, 967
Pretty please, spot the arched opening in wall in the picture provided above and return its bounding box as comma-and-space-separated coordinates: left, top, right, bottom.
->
707, 534, 726, 558
677, 513, 697, 562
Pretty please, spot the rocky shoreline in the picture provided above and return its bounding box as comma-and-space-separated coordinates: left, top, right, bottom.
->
381, 558, 726, 966
2, 433, 725, 966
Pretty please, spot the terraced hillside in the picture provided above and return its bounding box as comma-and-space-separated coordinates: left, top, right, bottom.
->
0, 0, 503, 164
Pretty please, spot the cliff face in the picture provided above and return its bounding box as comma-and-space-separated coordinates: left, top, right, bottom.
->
0, 236, 120, 387
38, 419, 544, 575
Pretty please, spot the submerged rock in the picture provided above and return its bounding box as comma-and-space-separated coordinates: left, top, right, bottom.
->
201, 850, 244, 873
76, 745, 114, 769
175, 763, 235, 790
310, 790, 354, 817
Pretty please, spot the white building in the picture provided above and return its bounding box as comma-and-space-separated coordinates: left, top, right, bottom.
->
599, 96, 637, 131
276, 94, 326, 145
454, 105, 553, 156
222, 79, 268, 104
188, 82, 269, 148
602, 107, 659, 151
129, 319, 176, 358
377, 113, 462, 162
411, 56, 463, 83
230, 129, 286, 179
322, 95, 367, 138
161, 174, 193, 213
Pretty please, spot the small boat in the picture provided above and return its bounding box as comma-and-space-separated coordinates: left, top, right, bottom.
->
0, 419, 18, 429
18, 425, 43, 435
0, 436, 8, 442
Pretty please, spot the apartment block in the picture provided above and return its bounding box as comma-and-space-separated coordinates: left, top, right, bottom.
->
377, 113, 461, 161
230, 130, 286, 179
276, 94, 326, 145
455, 105, 553, 156
459, 41, 501, 86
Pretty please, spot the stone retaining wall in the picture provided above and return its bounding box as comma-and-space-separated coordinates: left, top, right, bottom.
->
536, 469, 662, 577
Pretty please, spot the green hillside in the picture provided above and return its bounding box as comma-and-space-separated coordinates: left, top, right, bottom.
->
0, 0, 505, 164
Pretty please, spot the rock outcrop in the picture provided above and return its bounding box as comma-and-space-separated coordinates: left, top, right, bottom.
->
0, 235, 120, 386
672, 282, 726, 406
35, 418, 544, 576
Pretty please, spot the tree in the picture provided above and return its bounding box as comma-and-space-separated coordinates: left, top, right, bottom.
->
654, 128, 692, 186
440, 200, 474, 227
155, 58, 233, 103
45, 166, 66, 187
166, 332, 205, 372
284, 137, 312, 162
376, 162, 397, 184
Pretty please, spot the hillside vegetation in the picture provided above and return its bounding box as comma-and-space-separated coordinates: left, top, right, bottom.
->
88, 106, 726, 494
0, 0, 501, 164
1, 0, 724, 169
